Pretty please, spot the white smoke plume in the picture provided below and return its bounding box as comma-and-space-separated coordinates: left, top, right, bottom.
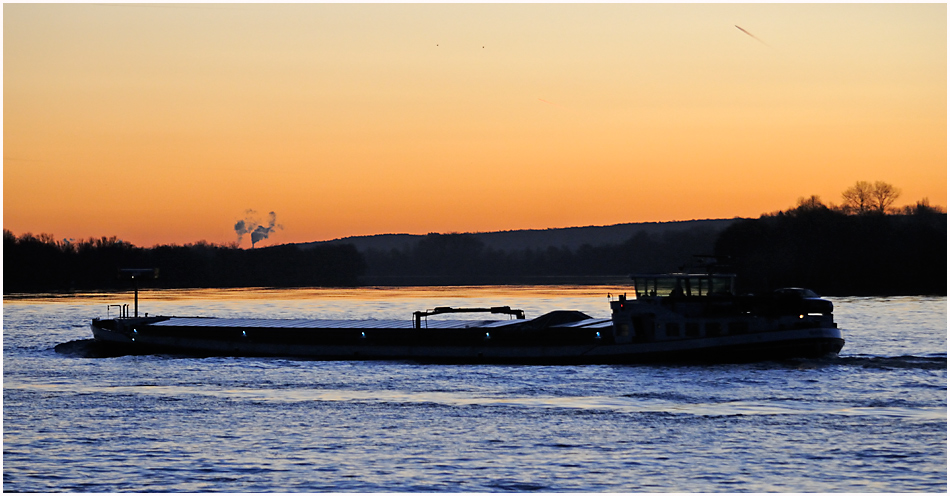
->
234, 210, 283, 248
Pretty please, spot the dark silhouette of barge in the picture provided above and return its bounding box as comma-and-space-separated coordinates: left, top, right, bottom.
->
90, 272, 844, 364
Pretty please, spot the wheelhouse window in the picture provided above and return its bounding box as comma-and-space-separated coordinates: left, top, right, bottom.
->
631, 274, 736, 298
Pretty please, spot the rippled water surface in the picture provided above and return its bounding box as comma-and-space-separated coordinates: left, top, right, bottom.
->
4, 287, 946, 492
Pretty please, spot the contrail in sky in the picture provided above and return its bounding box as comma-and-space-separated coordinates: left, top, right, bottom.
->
735, 25, 769, 46
538, 98, 560, 106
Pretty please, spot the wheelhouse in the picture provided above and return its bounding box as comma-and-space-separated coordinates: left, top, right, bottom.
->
630, 273, 736, 299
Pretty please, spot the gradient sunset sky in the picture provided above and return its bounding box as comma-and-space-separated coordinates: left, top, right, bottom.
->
4, 3, 946, 248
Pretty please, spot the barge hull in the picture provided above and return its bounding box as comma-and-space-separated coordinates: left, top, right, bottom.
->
90, 318, 843, 364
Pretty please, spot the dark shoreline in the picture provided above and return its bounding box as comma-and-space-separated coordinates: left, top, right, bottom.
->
5, 209, 945, 297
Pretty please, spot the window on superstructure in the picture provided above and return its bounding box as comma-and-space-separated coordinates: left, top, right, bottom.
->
729, 322, 749, 335
685, 322, 701, 337
665, 323, 680, 337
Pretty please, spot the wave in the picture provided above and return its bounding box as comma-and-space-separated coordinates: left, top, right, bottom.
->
833, 355, 947, 370
53, 339, 133, 359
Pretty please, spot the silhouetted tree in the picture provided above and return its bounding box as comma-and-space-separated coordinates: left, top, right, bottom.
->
841, 181, 874, 214
794, 195, 830, 213
841, 180, 901, 214
871, 181, 901, 213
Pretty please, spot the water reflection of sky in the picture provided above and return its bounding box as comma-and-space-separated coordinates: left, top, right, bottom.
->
6, 381, 946, 422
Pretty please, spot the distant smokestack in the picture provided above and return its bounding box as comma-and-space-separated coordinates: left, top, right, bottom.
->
234, 210, 283, 248
250, 211, 280, 248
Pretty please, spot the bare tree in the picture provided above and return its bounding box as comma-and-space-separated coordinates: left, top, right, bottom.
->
841, 181, 874, 214
841, 180, 902, 214
871, 181, 901, 213
795, 195, 826, 211
900, 197, 946, 215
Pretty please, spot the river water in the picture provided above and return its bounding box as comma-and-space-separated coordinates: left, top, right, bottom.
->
3, 286, 946, 492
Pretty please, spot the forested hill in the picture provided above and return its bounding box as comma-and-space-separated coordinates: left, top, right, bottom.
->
300, 219, 738, 286
5, 210, 944, 295
3, 219, 736, 293
301, 219, 739, 253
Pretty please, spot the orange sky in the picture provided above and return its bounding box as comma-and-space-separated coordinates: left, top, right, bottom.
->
4, 3, 946, 247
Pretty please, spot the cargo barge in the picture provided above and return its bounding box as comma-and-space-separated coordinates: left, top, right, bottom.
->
90, 271, 844, 364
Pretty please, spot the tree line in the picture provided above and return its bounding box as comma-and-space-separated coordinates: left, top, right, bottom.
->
3, 225, 727, 292
359, 181, 945, 295
714, 193, 946, 295
4, 181, 945, 295
3, 231, 365, 293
